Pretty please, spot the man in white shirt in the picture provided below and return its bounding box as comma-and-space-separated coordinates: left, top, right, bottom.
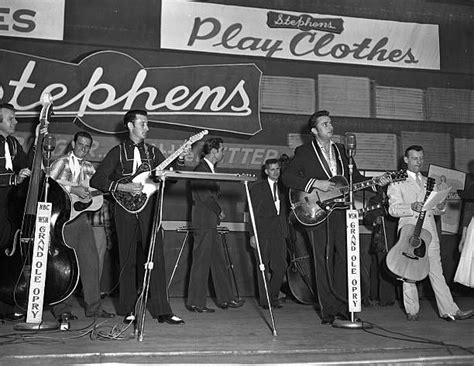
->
387, 145, 473, 321
249, 159, 288, 309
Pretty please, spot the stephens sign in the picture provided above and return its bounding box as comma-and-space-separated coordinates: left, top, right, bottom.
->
161, 1, 440, 70
0, 49, 262, 135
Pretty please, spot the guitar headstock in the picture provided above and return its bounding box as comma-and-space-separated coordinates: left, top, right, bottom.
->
426, 177, 435, 193
39, 93, 53, 132
187, 130, 209, 145
385, 169, 408, 184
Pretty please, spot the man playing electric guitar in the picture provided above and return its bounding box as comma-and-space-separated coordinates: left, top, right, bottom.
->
282, 110, 391, 325
90, 109, 190, 326
387, 145, 473, 322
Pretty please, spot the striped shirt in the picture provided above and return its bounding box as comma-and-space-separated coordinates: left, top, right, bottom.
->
50, 151, 96, 191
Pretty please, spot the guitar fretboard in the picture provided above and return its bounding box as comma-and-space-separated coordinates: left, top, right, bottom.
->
340, 177, 380, 194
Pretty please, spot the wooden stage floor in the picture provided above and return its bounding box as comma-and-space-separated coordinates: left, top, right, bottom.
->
1, 295, 474, 365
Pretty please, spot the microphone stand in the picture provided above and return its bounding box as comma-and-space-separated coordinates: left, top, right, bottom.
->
332, 148, 371, 329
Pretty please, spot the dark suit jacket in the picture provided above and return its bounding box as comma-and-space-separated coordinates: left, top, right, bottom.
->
250, 179, 288, 240
282, 140, 365, 193
191, 160, 221, 229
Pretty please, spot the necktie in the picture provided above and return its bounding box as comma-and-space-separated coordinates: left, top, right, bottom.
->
132, 146, 142, 174
273, 181, 278, 202
416, 173, 423, 188
69, 155, 81, 182
4, 139, 13, 171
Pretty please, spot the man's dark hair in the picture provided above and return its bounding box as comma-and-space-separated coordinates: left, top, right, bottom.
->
0, 103, 15, 122
73, 131, 93, 144
0, 103, 15, 112
123, 109, 147, 127
308, 110, 330, 130
201, 137, 223, 158
404, 145, 423, 157
264, 158, 280, 169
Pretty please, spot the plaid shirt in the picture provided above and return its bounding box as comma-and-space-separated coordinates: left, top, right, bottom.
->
50, 151, 96, 192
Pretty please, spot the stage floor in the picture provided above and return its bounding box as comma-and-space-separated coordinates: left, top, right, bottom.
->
1, 295, 474, 365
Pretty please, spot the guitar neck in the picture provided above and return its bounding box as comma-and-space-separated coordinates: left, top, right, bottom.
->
358, 203, 383, 215
341, 177, 379, 194
153, 146, 185, 172
90, 189, 104, 198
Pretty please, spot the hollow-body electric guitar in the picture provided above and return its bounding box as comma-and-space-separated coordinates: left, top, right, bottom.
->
289, 169, 407, 226
386, 177, 436, 282
112, 130, 208, 214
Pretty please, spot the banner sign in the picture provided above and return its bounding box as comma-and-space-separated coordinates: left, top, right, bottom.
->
161, 1, 440, 70
26, 202, 52, 324
0, 0, 65, 40
0, 49, 262, 135
346, 209, 361, 313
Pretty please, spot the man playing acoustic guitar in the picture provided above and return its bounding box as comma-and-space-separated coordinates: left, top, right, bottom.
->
387, 145, 473, 321
50, 131, 115, 321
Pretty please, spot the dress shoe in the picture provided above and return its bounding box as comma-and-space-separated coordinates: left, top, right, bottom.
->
321, 316, 335, 325
219, 298, 245, 309
57, 312, 78, 322
87, 310, 115, 318
2, 312, 25, 321
406, 313, 419, 321
187, 305, 215, 313
454, 309, 474, 320
158, 314, 185, 325
442, 309, 474, 321
123, 312, 136, 324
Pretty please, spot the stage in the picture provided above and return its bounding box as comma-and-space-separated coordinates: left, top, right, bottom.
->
1, 295, 474, 365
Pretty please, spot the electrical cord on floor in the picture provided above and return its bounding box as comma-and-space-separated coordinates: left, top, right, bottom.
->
0, 317, 136, 345
361, 320, 474, 355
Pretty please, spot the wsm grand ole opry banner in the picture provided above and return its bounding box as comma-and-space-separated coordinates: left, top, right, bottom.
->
0, 49, 262, 136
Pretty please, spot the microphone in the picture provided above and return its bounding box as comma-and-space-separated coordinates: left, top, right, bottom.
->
43, 134, 56, 161
345, 133, 356, 157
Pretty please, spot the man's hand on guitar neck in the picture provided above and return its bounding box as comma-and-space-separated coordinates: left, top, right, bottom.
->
377, 175, 392, 187
118, 182, 144, 195
312, 179, 335, 192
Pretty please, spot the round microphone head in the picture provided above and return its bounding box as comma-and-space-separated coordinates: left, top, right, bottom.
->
43, 134, 56, 152
345, 133, 356, 149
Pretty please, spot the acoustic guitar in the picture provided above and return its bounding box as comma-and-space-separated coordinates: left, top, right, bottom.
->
386, 177, 435, 282
112, 130, 208, 214
289, 169, 407, 226
69, 188, 104, 221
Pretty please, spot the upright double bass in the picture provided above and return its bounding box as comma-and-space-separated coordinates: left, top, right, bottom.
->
0, 95, 79, 308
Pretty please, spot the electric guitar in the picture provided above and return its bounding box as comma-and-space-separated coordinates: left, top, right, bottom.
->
69, 188, 104, 221
386, 177, 435, 282
289, 169, 407, 226
112, 130, 208, 214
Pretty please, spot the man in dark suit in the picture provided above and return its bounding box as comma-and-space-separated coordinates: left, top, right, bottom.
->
282, 110, 389, 325
249, 158, 288, 309
187, 137, 244, 313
